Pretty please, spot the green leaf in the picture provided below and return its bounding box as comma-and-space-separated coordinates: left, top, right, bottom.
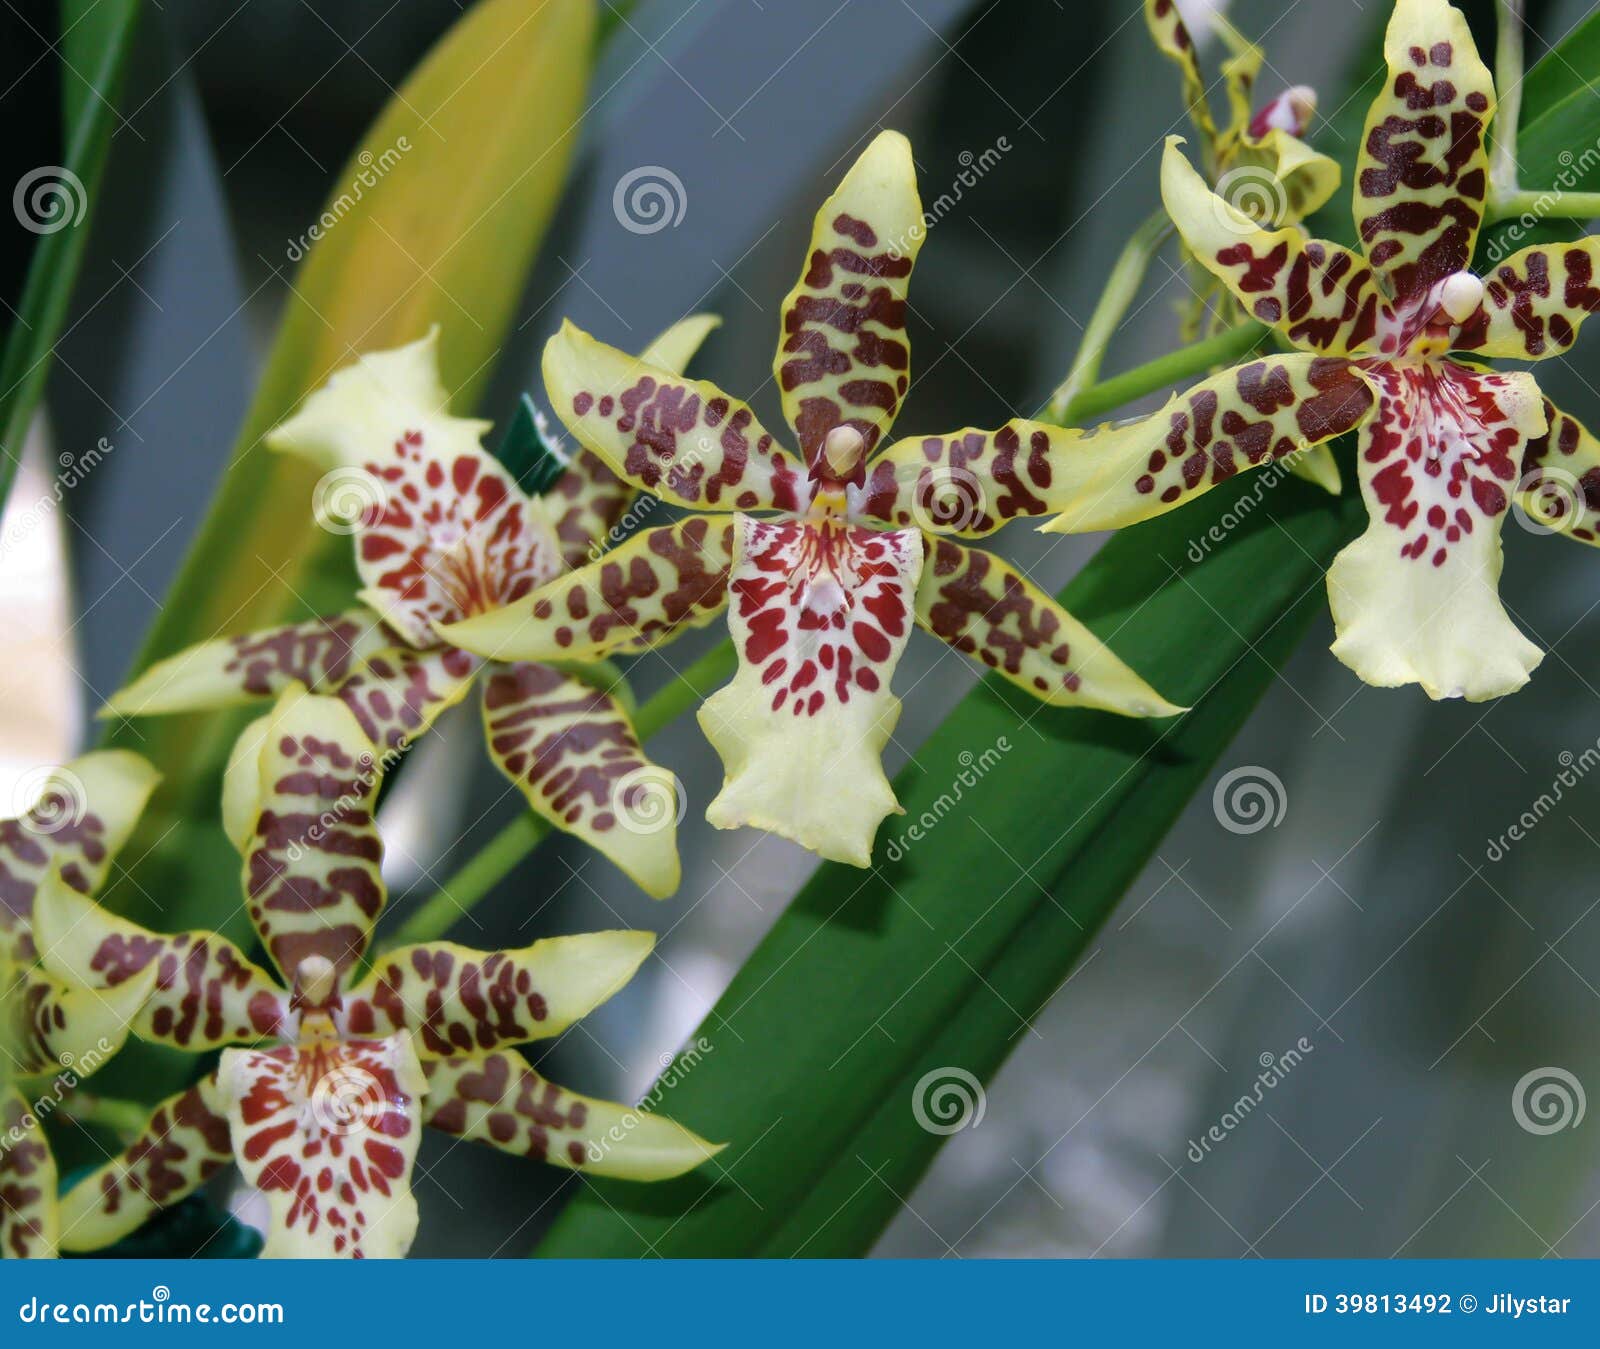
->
0, 0, 141, 510
100, 0, 599, 942
535, 3, 1600, 1259
494, 393, 570, 497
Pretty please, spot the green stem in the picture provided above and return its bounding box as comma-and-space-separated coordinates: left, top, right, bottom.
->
387, 321, 1267, 947
1490, 0, 1525, 198
1057, 320, 1266, 424
1489, 189, 1600, 222
383, 637, 738, 949
1045, 209, 1174, 421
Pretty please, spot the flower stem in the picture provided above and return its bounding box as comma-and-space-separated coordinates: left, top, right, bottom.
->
1045, 209, 1174, 421
1490, 0, 1525, 199
1056, 320, 1267, 424
1490, 189, 1600, 223
387, 320, 1268, 947
383, 637, 737, 949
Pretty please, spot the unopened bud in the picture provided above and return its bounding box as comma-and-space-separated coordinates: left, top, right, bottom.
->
1249, 85, 1318, 140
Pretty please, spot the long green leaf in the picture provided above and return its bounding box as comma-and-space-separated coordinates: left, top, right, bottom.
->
535, 4, 1600, 1258
0, 0, 141, 508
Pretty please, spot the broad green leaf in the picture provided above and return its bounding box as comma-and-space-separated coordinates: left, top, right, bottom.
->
102, 0, 598, 937
0, 0, 141, 509
536, 3, 1600, 1258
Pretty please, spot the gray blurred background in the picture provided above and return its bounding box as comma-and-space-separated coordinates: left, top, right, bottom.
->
10, 0, 1600, 1255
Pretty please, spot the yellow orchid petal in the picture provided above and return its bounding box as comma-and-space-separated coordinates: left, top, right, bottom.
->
57, 1076, 234, 1253
441, 516, 734, 663
232, 686, 386, 987
1327, 363, 1546, 700
916, 539, 1185, 716
342, 931, 654, 1057
1224, 127, 1342, 229
480, 663, 680, 898
861, 420, 1085, 537
775, 129, 923, 467
33, 870, 289, 1052
219, 1032, 426, 1259
1354, 0, 1493, 303
1043, 353, 1375, 534
638, 312, 722, 376
1, 1086, 58, 1258
543, 320, 804, 513
424, 1052, 723, 1181
1163, 138, 1387, 355
1144, 0, 1217, 147
101, 611, 391, 719
12, 959, 156, 1077
699, 514, 923, 867
1458, 238, 1600, 361
335, 643, 482, 753
1519, 397, 1600, 545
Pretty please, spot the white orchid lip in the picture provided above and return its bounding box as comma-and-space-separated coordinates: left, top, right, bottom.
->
1438, 271, 1485, 325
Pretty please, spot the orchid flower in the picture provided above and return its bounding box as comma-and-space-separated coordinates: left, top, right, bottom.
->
104, 319, 722, 899
35, 687, 721, 1259
0, 754, 160, 1258
440, 131, 1183, 867
1046, 0, 1600, 703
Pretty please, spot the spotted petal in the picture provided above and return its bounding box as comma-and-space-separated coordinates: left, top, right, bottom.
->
1519, 398, 1600, 545
541, 315, 724, 569
441, 516, 734, 663
859, 421, 1082, 537
336, 643, 482, 753
0, 750, 159, 963
343, 931, 652, 1057
32, 870, 289, 1051
544, 321, 804, 513
915, 540, 1184, 716
480, 663, 680, 898
1353, 0, 1493, 303
101, 611, 391, 719
699, 514, 922, 866
1164, 139, 1386, 355
1042, 354, 1375, 533
1327, 360, 1545, 700
219, 1033, 425, 1258
268, 332, 560, 646
230, 687, 386, 988
1456, 238, 1600, 360
1, 1086, 57, 1257
775, 129, 923, 467
424, 1052, 722, 1181
9, 958, 155, 1077
56, 1076, 234, 1253
1144, 0, 1216, 145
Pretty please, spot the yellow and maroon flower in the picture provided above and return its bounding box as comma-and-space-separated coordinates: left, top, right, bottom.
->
1046, 0, 1600, 703
103, 320, 721, 900
34, 687, 720, 1259
0, 754, 160, 1258
440, 131, 1182, 868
